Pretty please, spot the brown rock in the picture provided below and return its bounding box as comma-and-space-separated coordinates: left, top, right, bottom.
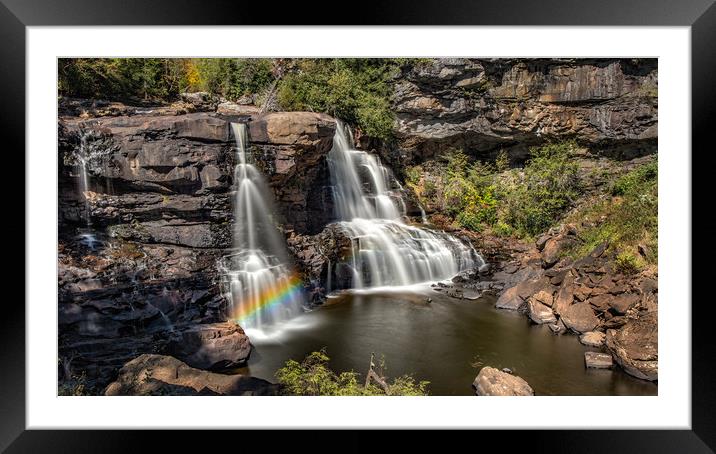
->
104, 354, 277, 396
561, 302, 599, 333
495, 286, 525, 310
167, 322, 251, 370
473, 367, 534, 396
609, 293, 640, 315
532, 289, 554, 307
527, 300, 557, 324
605, 312, 658, 381
553, 284, 575, 316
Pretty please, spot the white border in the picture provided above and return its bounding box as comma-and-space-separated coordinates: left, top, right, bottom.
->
27, 26, 691, 429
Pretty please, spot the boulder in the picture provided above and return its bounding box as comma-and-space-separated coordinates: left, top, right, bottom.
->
605, 312, 658, 381
104, 354, 278, 396
167, 322, 252, 370
608, 293, 640, 315
579, 331, 606, 347
560, 302, 600, 333
552, 283, 575, 316
527, 300, 557, 324
584, 352, 613, 369
495, 286, 525, 310
473, 367, 534, 396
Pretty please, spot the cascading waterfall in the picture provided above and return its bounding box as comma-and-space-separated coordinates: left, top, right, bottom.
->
327, 121, 484, 288
221, 123, 304, 332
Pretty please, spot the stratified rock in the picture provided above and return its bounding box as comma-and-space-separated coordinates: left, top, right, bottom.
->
584, 351, 613, 369
605, 312, 658, 381
104, 354, 278, 396
167, 322, 251, 370
474, 367, 534, 396
580, 331, 606, 347
394, 59, 657, 167
528, 300, 557, 324
561, 302, 600, 333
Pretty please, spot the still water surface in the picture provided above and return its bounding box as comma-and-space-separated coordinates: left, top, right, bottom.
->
240, 286, 657, 396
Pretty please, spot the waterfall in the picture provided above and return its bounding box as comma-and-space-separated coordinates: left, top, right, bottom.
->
221, 123, 304, 332
327, 121, 484, 288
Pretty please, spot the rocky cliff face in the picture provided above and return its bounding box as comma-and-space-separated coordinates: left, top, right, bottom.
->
57, 110, 337, 390
386, 58, 657, 169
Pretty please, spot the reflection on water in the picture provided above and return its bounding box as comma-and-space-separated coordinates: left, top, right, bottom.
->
238, 289, 657, 396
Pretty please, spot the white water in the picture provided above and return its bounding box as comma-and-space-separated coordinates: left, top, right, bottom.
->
221, 123, 304, 331
327, 121, 483, 288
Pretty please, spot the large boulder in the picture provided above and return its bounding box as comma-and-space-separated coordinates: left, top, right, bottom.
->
605, 312, 658, 381
560, 302, 600, 333
473, 367, 534, 396
104, 354, 278, 396
527, 300, 557, 324
167, 322, 252, 370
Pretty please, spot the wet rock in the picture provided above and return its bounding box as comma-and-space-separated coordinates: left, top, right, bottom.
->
527, 300, 557, 324
560, 302, 600, 333
580, 331, 606, 347
104, 354, 278, 396
584, 351, 613, 369
473, 367, 534, 396
605, 312, 658, 381
167, 322, 251, 370
548, 319, 567, 335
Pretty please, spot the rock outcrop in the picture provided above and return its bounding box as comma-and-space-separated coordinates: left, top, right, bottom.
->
390, 58, 657, 168
58, 110, 338, 391
104, 354, 278, 396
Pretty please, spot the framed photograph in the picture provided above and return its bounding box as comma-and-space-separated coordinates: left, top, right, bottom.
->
5, 0, 715, 450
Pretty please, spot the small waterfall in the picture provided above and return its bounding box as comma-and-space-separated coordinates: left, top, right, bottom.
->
221, 123, 304, 332
327, 121, 484, 288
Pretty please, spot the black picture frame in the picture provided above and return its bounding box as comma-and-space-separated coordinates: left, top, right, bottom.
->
3, 0, 714, 451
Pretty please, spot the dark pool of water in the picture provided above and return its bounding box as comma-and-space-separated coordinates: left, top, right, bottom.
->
238, 287, 657, 396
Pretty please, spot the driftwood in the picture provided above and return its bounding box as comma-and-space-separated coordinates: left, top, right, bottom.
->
364, 352, 391, 395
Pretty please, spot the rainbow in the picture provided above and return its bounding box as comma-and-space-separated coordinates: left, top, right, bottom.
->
231, 274, 305, 324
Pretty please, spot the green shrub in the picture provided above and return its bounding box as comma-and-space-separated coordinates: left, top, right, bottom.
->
500, 141, 581, 237
566, 158, 658, 267
275, 349, 429, 396
277, 59, 403, 140
611, 159, 658, 196
615, 251, 642, 274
